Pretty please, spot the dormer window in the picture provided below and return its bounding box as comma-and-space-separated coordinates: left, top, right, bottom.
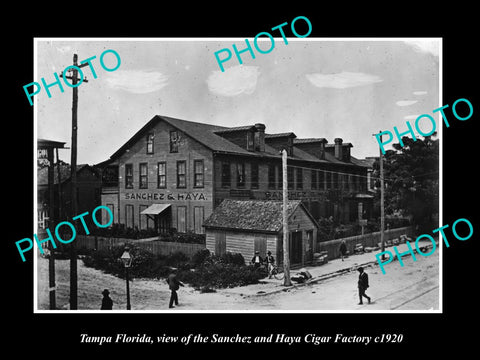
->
247, 131, 254, 151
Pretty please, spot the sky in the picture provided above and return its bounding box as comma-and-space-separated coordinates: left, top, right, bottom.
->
35, 38, 440, 165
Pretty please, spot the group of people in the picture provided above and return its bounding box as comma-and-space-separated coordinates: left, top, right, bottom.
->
99, 242, 372, 309
251, 250, 276, 278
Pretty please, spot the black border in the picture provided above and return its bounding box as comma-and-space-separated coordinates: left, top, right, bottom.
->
7, 5, 479, 355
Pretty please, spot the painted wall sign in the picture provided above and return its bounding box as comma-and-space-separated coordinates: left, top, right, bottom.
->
124, 192, 208, 201
265, 191, 325, 200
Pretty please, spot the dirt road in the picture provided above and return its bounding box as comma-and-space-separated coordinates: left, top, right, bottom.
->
36, 250, 439, 311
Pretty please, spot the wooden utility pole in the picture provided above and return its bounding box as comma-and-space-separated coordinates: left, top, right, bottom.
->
282, 149, 292, 286
56, 148, 63, 221
379, 131, 385, 260
61, 54, 89, 310
47, 148, 56, 310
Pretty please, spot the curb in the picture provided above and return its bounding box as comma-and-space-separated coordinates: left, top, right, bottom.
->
246, 242, 437, 297
246, 260, 379, 297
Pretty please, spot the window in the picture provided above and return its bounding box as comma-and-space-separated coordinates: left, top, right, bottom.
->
194, 160, 204, 188
333, 172, 339, 189
221, 163, 230, 188
146, 133, 154, 154
106, 204, 115, 227
246, 132, 254, 151
177, 161, 186, 188
194, 206, 204, 234
326, 171, 331, 189
318, 170, 324, 190
311, 170, 317, 190
170, 130, 178, 153
157, 162, 166, 188
236, 162, 245, 187
268, 164, 276, 189
139, 163, 148, 189
287, 166, 294, 190
251, 163, 259, 189
125, 164, 133, 189
296, 168, 303, 189
344, 174, 349, 191
177, 206, 187, 233
125, 204, 134, 229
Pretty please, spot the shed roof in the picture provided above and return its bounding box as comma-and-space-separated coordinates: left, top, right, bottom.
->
37, 138, 66, 149
203, 199, 317, 233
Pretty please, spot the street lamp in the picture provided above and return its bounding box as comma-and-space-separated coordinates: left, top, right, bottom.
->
120, 247, 132, 310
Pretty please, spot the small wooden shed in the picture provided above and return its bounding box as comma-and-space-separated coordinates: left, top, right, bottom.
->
204, 199, 319, 267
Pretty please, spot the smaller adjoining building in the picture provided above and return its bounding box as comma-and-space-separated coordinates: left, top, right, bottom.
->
203, 199, 319, 267
37, 163, 102, 229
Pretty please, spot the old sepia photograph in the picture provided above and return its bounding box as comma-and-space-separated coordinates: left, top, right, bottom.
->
34, 38, 441, 312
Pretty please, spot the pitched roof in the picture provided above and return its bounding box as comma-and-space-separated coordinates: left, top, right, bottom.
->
203, 199, 316, 233
106, 115, 366, 167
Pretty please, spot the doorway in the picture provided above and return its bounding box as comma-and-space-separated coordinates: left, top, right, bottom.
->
290, 231, 303, 265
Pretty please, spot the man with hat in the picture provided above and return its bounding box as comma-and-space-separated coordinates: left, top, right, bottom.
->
166, 268, 184, 309
251, 251, 263, 269
357, 267, 371, 305
100, 289, 113, 310
265, 251, 275, 278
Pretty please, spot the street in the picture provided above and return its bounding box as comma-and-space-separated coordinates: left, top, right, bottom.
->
36, 247, 439, 311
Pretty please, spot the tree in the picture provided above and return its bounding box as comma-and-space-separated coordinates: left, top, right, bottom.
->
373, 134, 439, 233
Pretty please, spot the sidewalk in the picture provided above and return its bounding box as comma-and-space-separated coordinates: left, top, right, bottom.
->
220, 238, 436, 298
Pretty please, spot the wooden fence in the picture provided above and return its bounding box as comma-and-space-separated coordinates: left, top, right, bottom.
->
316, 226, 415, 260
76, 235, 205, 258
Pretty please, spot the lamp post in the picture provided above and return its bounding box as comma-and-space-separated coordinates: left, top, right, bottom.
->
120, 247, 132, 310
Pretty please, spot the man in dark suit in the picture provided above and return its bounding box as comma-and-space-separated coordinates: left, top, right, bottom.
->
166, 268, 184, 308
357, 267, 371, 305
100, 289, 113, 310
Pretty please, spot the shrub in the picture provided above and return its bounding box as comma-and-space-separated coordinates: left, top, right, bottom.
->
82, 246, 262, 289
177, 262, 264, 289
81, 245, 191, 279
190, 249, 211, 268
220, 252, 245, 266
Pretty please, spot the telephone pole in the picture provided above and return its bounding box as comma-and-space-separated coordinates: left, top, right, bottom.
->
377, 131, 385, 260
61, 54, 89, 310
47, 147, 56, 310
282, 149, 292, 286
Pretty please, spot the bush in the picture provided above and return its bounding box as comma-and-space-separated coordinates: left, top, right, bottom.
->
191, 249, 211, 268
177, 262, 264, 289
81, 245, 191, 279
82, 246, 262, 289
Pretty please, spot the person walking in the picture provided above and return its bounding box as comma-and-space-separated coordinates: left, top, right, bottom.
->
100, 289, 113, 310
339, 240, 347, 261
251, 251, 263, 269
265, 251, 275, 278
166, 268, 184, 309
357, 267, 371, 305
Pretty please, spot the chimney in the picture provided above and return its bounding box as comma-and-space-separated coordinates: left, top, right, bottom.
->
318, 139, 327, 159
254, 123, 266, 151
334, 138, 343, 160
